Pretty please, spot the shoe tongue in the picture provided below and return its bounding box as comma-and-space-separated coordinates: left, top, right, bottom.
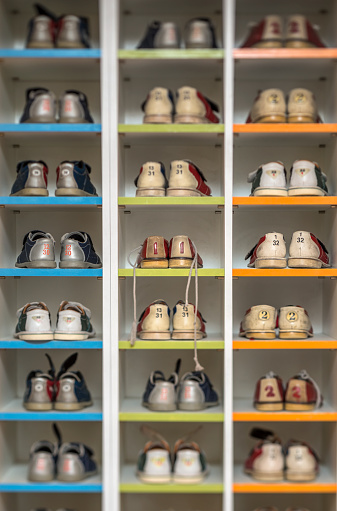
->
151, 370, 165, 383
61, 301, 84, 314
24, 301, 48, 313
30, 231, 49, 241
27, 87, 49, 100
65, 231, 86, 243
60, 371, 81, 382
33, 440, 54, 454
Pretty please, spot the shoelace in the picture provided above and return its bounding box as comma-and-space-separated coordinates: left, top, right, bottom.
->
185, 240, 203, 371
298, 369, 322, 408
127, 245, 143, 346
127, 241, 204, 372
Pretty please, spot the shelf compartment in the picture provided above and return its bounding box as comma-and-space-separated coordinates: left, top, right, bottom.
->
119, 269, 224, 277
234, 48, 337, 60
120, 464, 223, 493
233, 399, 337, 422
119, 49, 224, 60
233, 197, 337, 208
233, 334, 337, 350
233, 465, 336, 493
119, 124, 224, 134
233, 269, 337, 277
119, 399, 223, 422
234, 124, 337, 134
0, 339, 103, 350
0, 269, 103, 277
0, 464, 102, 493
0, 399, 102, 421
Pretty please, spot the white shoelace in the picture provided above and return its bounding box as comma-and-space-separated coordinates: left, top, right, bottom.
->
127, 244, 143, 346
298, 369, 322, 408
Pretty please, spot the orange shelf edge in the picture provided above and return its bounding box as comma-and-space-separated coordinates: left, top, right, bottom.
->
233, 197, 337, 206
233, 269, 337, 277
233, 483, 337, 493
233, 124, 337, 134
233, 340, 337, 350
233, 412, 337, 422
233, 48, 337, 60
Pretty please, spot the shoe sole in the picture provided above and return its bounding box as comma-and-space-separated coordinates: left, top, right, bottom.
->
54, 401, 92, 411
255, 115, 286, 123
56, 42, 86, 48
178, 401, 219, 411
285, 471, 317, 481
250, 258, 287, 269
28, 474, 54, 482
17, 333, 54, 341
143, 115, 172, 124
288, 187, 326, 196
288, 115, 315, 123
15, 261, 56, 269
54, 332, 92, 340
59, 261, 102, 269
166, 189, 208, 197
252, 41, 283, 48
252, 188, 288, 197
174, 115, 209, 124
137, 472, 171, 484
288, 257, 329, 269
169, 259, 203, 268
140, 259, 168, 269
245, 469, 283, 481
59, 118, 90, 123
24, 403, 53, 411
57, 470, 97, 482
10, 188, 48, 196
172, 472, 208, 484
285, 41, 315, 48
279, 330, 312, 339
285, 403, 316, 411
55, 188, 96, 197
138, 332, 171, 340
239, 330, 276, 340
142, 402, 177, 411
254, 402, 284, 411
23, 117, 56, 123
27, 42, 54, 49
171, 331, 206, 340
136, 189, 166, 197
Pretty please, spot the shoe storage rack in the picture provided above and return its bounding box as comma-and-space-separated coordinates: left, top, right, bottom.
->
1, 0, 337, 510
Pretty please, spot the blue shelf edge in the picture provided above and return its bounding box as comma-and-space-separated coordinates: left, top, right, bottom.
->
0, 49, 101, 58
0, 197, 102, 206
0, 412, 102, 421
0, 269, 102, 277
0, 124, 101, 132
0, 483, 102, 493
0, 340, 102, 349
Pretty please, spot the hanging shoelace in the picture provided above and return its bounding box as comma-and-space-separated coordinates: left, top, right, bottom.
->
127, 244, 143, 346
298, 369, 322, 408
184, 240, 203, 371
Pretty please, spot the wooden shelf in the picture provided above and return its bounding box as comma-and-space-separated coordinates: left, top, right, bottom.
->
233, 269, 337, 277
119, 269, 224, 277
233, 334, 337, 350
233, 124, 337, 134
233, 48, 337, 60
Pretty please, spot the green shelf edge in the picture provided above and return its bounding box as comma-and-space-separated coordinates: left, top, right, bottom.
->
118, 269, 224, 277
118, 49, 224, 59
118, 197, 224, 206
119, 484, 224, 493
118, 341, 224, 350
119, 412, 224, 422
118, 124, 224, 133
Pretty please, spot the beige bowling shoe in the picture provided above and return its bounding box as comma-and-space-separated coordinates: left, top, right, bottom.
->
245, 430, 284, 482
137, 300, 171, 340
285, 369, 322, 411
136, 236, 169, 268
285, 15, 325, 48
245, 232, 287, 269
288, 160, 328, 196
240, 15, 283, 48
254, 371, 284, 411
142, 87, 174, 124
278, 306, 313, 339
167, 160, 211, 197
134, 162, 168, 197
284, 441, 319, 482
246, 88, 286, 123
240, 305, 277, 340
171, 300, 207, 340
174, 86, 220, 124
288, 231, 330, 268
168, 235, 203, 268
287, 88, 318, 123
